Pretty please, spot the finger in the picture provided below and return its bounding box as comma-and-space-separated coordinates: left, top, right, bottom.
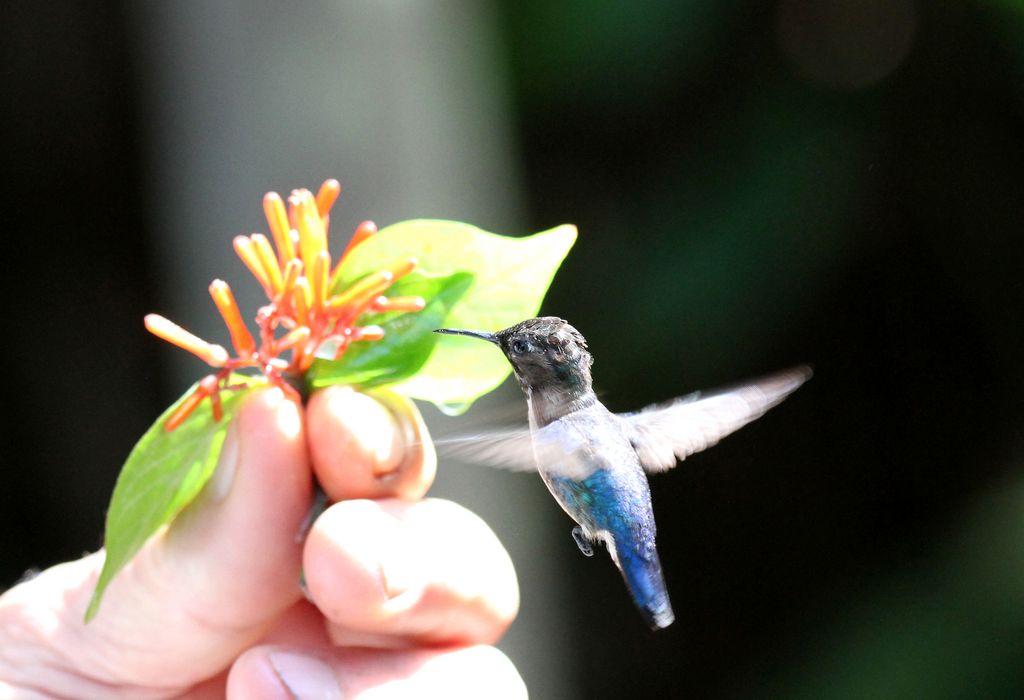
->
0, 388, 312, 692
227, 644, 527, 700
306, 386, 436, 501
303, 498, 519, 648
157, 388, 311, 619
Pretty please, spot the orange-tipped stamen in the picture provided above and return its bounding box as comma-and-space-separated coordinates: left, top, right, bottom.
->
251, 234, 284, 293
332, 259, 418, 324
371, 295, 427, 313
165, 388, 206, 431
333, 220, 378, 282
263, 192, 296, 263
311, 250, 331, 311
353, 325, 385, 342
297, 338, 318, 372
326, 270, 394, 311
200, 374, 223, 422
276, 326, 311, 353
293, 277, 312, 327
293, 191, 327, 267
145, 314, 229, 367
291, 344, 307, 373
209, 280, 256, 356
266, 357, 291, 371
286, 192, 300, 230
280, 258, 303, 299
316, 179, 341, 217
387, 256, 418, 281
233, 236, 274, 295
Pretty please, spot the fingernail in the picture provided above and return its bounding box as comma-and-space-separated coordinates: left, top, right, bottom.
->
324, 387, 404, 477
272, 387, 303, 440
207, 421, 241, 502
269, 650, 343, 700
365, 388, 427, 479
368, 404, 403, 478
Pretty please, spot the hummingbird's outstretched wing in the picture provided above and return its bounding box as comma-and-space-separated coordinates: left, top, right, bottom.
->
432, 420, 593, 474
432, 429, 539, 471
622, 366, 812, 473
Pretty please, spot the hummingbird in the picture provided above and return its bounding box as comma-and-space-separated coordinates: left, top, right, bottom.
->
434, 317, 810, 630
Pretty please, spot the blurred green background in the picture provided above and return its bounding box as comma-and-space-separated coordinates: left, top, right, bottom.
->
3, 1, 1024, 697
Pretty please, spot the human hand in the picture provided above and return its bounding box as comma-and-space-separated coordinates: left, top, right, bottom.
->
0, 386, 523, 698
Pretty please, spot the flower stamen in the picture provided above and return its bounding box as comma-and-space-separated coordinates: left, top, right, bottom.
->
327, 270, 394, 312
232, 236, 274, 296
353, 325, 385, 342
371, 295, 427, 313
311, 250, 331, 312
276, 326, 311, 354
293, 277, 312, 327
200, 374, 224, 422
316, 179, 341, 218
332, 220, 378, 285
263, 192, 296, 264
386, 256, 418, 281
293, 191, 327, 268
251, 234, 284, 294
145, 314, 229, 367
280, 258, 303, 300
165, 385, 208, 432
208, 281, 256, 357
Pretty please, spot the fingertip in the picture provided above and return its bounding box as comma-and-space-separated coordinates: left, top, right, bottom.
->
169, 385, 311, 544
201, 387, 303, 503
228, 647, 342, 700
302, 500, 397, 627
241, 386, 303, 444
307, 386, 436, 501
303, 499, 519, 647
330, 646, 527, 700
229, 645, 525, 700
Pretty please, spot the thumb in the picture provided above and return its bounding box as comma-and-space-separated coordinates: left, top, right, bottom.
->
0, 387, 312, 691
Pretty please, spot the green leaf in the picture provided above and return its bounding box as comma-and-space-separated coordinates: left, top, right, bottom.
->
85, 378, 260, 622
333, 220, 576, 413
307, 271, 474, 388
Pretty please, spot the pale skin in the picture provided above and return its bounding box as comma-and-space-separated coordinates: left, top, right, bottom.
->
0, 386, 524, 699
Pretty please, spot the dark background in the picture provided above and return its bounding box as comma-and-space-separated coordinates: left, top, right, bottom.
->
4, 1, 1024, 697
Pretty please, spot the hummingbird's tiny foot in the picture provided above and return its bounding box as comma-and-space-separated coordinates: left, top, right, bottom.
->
572, 526, 594, 556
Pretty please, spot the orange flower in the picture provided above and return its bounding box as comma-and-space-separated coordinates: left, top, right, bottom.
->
145, 179, 426, 430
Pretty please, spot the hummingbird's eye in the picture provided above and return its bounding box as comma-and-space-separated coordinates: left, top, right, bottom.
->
512, 339, 529, 354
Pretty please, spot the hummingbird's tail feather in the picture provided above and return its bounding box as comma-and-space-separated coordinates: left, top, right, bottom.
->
611, 536, 675, 630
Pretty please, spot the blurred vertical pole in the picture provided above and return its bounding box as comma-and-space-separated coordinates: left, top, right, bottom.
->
126, 1, 573, 696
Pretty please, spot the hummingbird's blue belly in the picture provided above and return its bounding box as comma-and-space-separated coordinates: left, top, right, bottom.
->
545, 468, 642, 538
545, 467, 674, 629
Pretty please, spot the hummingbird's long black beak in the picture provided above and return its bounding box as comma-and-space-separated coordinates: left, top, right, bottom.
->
434, 328, 500, 345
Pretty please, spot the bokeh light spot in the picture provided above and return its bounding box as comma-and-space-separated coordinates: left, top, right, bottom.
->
778, 0, 916, 89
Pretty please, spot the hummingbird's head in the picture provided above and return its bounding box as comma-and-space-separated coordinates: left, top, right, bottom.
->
435, 317, 594, 394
